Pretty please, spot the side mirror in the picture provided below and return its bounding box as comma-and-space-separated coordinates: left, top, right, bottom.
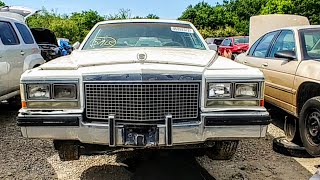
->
72, 42, 80, 50
274, 50, 296, 60
208, 44, 218, 51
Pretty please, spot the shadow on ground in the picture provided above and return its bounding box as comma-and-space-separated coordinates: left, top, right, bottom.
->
80, 150, 215, 180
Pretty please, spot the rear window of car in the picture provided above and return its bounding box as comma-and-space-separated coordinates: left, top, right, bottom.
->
0, 21, 19, 45
234, 37, 249, 44
15, 23, 35, 44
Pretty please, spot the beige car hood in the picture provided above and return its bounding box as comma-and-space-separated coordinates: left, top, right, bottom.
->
40, 48, 216, 70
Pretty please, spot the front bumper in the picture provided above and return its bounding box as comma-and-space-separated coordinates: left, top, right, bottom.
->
17, 111, 271, 147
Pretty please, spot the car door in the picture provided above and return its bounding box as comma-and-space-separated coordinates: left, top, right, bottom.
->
0, 36, 9, 95
263, 30, 300, 113
0, 20, 24, 93
242, 31, 280, 68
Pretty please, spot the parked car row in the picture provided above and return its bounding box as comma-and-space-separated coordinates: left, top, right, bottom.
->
206, 36, 249, 60
0, 6, 75, 102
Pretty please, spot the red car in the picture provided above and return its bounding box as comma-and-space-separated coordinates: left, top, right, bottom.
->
218, 36, 249, 60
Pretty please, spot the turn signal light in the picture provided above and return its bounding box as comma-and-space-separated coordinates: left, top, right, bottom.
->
21, 101, 27, 108
260, 99, 265, 107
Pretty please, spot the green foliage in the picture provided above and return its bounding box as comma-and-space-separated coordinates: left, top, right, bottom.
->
261, 0, 294, 14
0, 0, 5, 6
27, 8, 159, 43
179, 0, 320, 38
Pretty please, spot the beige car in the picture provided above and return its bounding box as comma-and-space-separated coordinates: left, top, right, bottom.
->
236, 24, 320, 157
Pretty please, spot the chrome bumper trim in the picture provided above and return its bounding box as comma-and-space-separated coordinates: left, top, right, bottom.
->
19, 111, 270, 146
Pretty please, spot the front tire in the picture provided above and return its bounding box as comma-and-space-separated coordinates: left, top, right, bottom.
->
206, 141, 239, 160
299, 97, 320, 157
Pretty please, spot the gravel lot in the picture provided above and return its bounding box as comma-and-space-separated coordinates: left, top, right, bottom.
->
0, 102, 318, 180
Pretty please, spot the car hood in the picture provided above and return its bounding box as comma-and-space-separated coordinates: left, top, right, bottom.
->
31, 28, 58, 46
40, 48, 217, 70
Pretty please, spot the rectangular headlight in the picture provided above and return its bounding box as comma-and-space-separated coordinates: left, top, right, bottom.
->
27, 84, 50, 100
235, 83, 258, 98
53, 84, 77, 100
208, 83, 231, 98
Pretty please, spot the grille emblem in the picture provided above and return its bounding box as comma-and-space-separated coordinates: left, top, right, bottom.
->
137, 53, 147, 61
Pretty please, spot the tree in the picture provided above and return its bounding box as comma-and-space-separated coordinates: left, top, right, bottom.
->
261, 0, 294, 14
0, 1, 5, 6
146, 14, 159, 19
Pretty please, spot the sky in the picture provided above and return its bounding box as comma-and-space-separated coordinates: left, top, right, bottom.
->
2, 0, 223, 19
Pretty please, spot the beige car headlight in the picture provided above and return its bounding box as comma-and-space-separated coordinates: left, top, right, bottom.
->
53, 84, 77, 100
208, 83, 231, 98
27, 84, 50, 100
235, 83, 258, 98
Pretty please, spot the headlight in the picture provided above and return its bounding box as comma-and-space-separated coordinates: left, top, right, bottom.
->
208, 83, 231, 98
235, 83, 258, 98
53, 84, 77, 99
27, 84, 50, 100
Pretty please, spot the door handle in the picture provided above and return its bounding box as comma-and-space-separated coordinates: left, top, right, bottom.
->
20, 50, 25, 56
262, 62, 268, 67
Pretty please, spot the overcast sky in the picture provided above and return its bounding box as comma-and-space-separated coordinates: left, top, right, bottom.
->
2, 0, 223, 19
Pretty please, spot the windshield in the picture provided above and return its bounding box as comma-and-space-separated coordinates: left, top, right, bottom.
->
301, 29, 320, 60
82, 22, 206, 50
234, 37, 249, 45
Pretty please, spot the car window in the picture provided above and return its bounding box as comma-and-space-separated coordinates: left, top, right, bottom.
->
15, 23, 35, 44
248, 37, 263, 56
269, 30, 295, 58
252, 31, 278, 58
234, 37, 249, 45
82, 22, 206, 50
221, 39, 232, 46
300, 28, 320, 60
0, 21, 19, 45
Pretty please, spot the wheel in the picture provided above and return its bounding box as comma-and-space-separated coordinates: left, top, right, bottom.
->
205, 141, 239, 160
284, 116, 301, 144
272, 137, 312, 158
299, 97, 320, 157
58, 141, 80, 161
231, 53, 238, 60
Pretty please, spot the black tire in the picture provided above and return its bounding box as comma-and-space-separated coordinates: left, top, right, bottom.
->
284, 115, 301, 144
272, 137, 312, 158
231, 54, 236, 60
206, 141, 239, 160
58, 141, 80, 161
299, 97, 320, 157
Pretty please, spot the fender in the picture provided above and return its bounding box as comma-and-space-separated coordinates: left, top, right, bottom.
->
23, 54, 45, 72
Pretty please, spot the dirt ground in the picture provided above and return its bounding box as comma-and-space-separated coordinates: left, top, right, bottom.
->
0, 102, 318, 180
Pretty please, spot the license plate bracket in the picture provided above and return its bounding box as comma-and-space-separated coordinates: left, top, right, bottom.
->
123, 125, 159, 146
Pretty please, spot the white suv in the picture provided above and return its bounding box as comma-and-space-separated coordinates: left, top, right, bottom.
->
0, 6, 45, 102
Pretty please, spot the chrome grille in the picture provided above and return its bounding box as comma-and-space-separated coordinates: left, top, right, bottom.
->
85, 83, 199, 121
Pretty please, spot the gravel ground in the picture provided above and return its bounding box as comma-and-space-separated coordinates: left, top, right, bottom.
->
0, 102, 318, 180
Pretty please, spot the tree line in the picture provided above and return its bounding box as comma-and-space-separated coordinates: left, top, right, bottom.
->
1, 0, 320, 42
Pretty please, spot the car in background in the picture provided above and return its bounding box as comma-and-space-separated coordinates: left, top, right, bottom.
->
236, 15, 320, 157
30, 28, 61, 61
218, 36, 249, 60
205, 37, 225, 47
0, 6, 45, 103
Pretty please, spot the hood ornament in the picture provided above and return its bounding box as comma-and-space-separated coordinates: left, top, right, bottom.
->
137, 52, 147, 62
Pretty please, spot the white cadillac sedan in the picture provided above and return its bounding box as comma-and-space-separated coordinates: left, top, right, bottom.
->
17, 19, 270, 161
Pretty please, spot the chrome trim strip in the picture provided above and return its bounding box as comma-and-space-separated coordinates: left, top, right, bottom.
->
83, 73, 202, 82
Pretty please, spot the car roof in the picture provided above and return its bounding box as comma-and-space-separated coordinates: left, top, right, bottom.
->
97, 19, 192, 25
0, 12, 25, 23
276, 25, 320, 31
